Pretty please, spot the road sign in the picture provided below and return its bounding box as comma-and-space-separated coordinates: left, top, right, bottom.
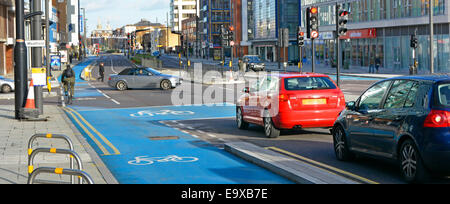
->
31, 68, 46, 86
311, 31, 319, 39
25, 40, 45, 47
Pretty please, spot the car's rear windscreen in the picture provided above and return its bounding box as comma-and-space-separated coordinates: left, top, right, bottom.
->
438, 83, 450, 107
284, 77, 337, 91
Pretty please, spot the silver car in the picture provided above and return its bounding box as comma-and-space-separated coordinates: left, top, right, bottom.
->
108, 67, 182, 91
0, 76, 15, 93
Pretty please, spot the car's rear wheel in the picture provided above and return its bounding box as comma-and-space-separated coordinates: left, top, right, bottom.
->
399, 139, 429, 183
161, 80, 172, 90
333, 125, 354, 161
1, 84, 12, 93
264, 116, 280, 138
236, 107, 249, 130
116, 81, 128, 91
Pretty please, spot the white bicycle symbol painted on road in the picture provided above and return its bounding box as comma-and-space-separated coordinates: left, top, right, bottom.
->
130, 109, 195, 117
128, 155, 199, 165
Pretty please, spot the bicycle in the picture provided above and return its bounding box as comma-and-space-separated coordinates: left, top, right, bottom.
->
128, 155, 199, 166
64, 82, 73, 105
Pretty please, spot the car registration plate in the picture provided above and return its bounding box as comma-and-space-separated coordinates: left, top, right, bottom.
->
302, 99, 327, 105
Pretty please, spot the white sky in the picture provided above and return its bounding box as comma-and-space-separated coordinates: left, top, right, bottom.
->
82, 0, 170, 35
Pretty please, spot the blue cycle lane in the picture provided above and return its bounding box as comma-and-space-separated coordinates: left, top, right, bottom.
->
62, 58, 293, 184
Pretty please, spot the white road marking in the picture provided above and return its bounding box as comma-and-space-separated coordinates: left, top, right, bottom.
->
111, 99, 121, 105
90, 83, 120, 105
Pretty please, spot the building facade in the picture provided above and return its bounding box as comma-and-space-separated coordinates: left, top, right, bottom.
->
171, 0, 199, 32
248, 0, 300, 62
302, 0, 450, 73
0, 0, 14, 76
199, 0, 232, 60
182, 17, 198, 56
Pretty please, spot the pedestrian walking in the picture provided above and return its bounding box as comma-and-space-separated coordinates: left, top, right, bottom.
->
69, 53, 73, 64
98, 62, 105, 82
375, 57, 381, 74
369, 60, 375, 74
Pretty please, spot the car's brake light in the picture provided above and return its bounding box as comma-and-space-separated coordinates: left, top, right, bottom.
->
424, 110, 450, 128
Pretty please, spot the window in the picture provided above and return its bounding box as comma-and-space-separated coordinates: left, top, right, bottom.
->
135, 68, 150, 76
438, 83, 450, 107
119, 68, 133, 75
284, 77, 337, 91
359, 80, 391, 110
404, 82, 420, 108
384, 80, 417, 109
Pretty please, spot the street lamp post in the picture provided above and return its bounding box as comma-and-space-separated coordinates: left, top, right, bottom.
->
78, 0, 82, 60
429, 0, 434, 74
14, 0, 27, 119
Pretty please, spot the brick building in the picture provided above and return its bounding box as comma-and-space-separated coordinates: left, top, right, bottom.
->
0, 0, 14, 76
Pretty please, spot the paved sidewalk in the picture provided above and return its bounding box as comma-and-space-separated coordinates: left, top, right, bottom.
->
0, 103, 115, 184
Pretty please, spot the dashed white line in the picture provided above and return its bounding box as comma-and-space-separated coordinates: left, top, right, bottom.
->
111, 99, 121, 105
196, 130, 206, 134
91, 84, 120, 105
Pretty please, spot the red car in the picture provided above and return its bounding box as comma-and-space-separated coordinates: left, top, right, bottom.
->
237, 73, 346, 138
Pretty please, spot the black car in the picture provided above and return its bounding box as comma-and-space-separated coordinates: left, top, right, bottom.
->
332, 74, 450, 183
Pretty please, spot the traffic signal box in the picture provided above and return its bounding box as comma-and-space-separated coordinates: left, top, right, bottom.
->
410, 34, 419, 49
336, 5, 349, 37
306, 6, 319, 39
297, 28, 305, 47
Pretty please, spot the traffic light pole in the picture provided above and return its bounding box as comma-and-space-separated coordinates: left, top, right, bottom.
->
311, 39, 315, 73
31, 0, 44, 115
335, 3, 340, 87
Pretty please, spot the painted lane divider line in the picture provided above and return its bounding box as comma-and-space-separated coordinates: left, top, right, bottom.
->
64, 107, 121, 156
111, 99, 121, 105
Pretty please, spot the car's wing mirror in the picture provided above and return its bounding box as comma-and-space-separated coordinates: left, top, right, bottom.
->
346, 101, 356, 111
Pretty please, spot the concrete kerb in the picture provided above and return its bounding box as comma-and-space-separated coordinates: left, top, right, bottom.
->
224, 142, 361, 184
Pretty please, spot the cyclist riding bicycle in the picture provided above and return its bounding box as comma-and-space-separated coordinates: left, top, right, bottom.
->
61, 65, 75, 100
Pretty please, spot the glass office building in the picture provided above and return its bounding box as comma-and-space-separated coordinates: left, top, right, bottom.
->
251, 0, 300, 62
301, 0, 449, 73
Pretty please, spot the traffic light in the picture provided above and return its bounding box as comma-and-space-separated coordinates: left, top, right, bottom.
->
180, 35, 185, 52
220, 25, 229, 47
297, 28, 305, 47
307, 6, 319, 39
228, 26, 234, 46
410, 34, 418, 49
336, 5, 349, 37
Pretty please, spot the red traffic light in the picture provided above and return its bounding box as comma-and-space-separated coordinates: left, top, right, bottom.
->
310, 7, 318, 14
340, 11, 349, 17
299, 32, 304, 36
